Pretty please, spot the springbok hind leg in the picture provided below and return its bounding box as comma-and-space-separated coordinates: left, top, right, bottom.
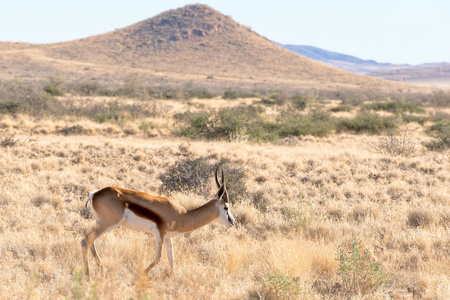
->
81, 222, 121, 278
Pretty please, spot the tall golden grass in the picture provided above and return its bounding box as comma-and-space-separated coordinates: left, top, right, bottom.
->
0, 95, 449, 299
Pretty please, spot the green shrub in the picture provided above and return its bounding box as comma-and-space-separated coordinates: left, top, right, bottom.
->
337, 112, 399, 134
277, 111, 335, 137
290, 95, 308, 110
161, 89, 184, 100
263, 273, 301, 299
425, 121, 450, 151
363, 101, 424, 114
329, 104, 353, 113
92, 102, 134, 126
259, 98, 277, 106
43, 84, 65, 96
71, 269, 97, 300
0, 101, 21, 114
139, 121, 152, 133
402, 114, 428, 125
79, 82, 103, 96
282, 197, 317, 231
0, 80, 65, 117
70, 82, 114, 96
267, 88, 288, 105
428, 90, 450, 107
176, 111, 211, 138
223, 89, 257, 99
186, 89, 215, 99
207, 106, 275, 142
335, 239, 392, 295
175, 108, 336, 142
214, 106, 259, 137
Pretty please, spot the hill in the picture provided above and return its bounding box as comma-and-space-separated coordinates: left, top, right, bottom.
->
0, 4, 421, 93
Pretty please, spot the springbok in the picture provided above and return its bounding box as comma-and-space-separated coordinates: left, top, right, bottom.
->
81, 168, 235, 278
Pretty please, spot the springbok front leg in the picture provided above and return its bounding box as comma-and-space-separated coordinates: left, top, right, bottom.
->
164, 237, 174, 273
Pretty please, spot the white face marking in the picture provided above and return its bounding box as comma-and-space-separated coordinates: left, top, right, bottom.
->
217, 202, 236, 228
122, 208, 158, 233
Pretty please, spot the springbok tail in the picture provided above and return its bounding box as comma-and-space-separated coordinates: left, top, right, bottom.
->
84, 189, 99, 211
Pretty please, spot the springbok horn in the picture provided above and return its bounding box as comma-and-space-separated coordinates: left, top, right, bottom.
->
215, 166, 221, 187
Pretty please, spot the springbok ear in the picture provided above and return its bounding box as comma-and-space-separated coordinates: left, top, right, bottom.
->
217, 182, 229, 203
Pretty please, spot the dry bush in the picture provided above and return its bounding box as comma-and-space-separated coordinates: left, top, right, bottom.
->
368, 130, 418, 157
159, 156, 214, 195
350, 206, 373, 223
0, 133, 19, 147
407, 209, 434, 228
56, 125, 85, 136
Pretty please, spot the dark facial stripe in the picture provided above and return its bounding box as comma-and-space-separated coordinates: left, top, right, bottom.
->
124, 202, 163, 227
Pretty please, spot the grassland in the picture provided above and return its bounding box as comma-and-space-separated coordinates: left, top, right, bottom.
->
0, 80, 449, 299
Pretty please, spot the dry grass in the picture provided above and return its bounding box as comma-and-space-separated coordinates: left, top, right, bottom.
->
0, 95, 449, 299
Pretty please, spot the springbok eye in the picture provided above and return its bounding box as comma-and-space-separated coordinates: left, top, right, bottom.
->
224, 206, 229, 211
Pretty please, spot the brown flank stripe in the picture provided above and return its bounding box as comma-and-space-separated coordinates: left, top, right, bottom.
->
124, 202, 163, 227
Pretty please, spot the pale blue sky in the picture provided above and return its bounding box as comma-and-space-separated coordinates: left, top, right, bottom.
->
1, 0, 448, 65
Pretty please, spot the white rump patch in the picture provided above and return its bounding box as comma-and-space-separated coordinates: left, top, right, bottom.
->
87, 189, 101, 220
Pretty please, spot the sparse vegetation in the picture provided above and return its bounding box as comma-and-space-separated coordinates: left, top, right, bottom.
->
335, 239, 392, 296
1, 2, 449, 297
0, 78, 449, 299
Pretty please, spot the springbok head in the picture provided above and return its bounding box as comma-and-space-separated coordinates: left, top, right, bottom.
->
215, 167, 236, 227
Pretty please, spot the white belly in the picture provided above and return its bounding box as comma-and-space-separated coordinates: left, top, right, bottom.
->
122, 208, 158, 233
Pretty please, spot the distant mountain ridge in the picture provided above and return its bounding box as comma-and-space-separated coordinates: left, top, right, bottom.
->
277, 43, 403, 74
280, 44, 377, 65
278, 43, 450, 88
